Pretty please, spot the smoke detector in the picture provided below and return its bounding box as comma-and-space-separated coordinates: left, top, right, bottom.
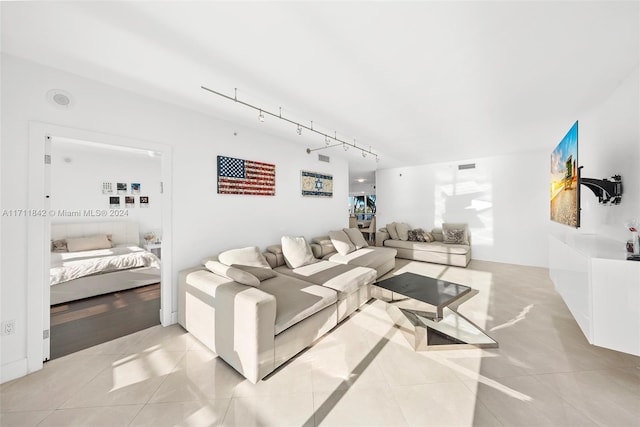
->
46, 89, 74, 109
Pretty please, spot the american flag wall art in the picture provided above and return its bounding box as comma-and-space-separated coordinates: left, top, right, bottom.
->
217, 155, 276, 196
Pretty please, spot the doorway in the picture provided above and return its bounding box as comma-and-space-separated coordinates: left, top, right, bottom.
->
27, 122, 173, 367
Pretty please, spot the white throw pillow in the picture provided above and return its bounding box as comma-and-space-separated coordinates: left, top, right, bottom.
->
281, 236, 317, 268
396, 223, 410, 241
65, 234, 112, 252
343, 228, 368, 249
218, 246, 271, 268
204, 260, 260, 287
329, 230, 356, 255
386, 223, 399, 240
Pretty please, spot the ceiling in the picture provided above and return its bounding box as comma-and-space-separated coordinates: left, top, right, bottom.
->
2, 1, 638, 188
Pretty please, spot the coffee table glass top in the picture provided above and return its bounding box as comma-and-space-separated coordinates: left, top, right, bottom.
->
374, 272, 471, 309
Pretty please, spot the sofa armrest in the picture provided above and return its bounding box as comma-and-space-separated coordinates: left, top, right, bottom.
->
375, 230, 390, 247
179, 268, 277, 383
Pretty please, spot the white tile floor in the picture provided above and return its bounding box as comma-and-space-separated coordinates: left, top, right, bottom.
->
2, 259, 639, 426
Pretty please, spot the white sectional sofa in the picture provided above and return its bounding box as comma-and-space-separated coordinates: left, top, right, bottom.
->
178, 230, 395, 383
376, 222, 472, 267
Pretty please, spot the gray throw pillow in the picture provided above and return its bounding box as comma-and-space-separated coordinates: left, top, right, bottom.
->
204, 260, 260, 287
231, 264, 277, 281
396, 223, 410, 241
343, 227, 368, 249
443, 228, 466, 244
386, 223, 399, 240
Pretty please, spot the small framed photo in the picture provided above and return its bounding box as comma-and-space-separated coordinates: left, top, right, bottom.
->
139, 196, 149, 208
125, 196, 135, 208
131, 183, 141, 194
117, 182, 128, 194
109, 196, 120, 208
102, 182, 113, 194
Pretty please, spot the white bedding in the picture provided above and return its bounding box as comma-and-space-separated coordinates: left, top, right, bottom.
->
50, 244, 160, 286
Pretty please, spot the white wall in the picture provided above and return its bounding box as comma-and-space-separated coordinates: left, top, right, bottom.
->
50, 141, 162, 241
376, 149, 549, 267
555, 65, 639, 242
0, 54, 348, 381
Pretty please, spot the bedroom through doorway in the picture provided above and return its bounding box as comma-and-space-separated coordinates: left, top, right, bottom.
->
47, 136, 163, 359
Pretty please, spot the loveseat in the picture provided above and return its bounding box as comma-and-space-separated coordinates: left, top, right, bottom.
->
376, 222, 472, 267
178, 229, 395, 383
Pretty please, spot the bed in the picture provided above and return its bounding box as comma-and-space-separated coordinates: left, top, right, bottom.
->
50, 221, 161, 305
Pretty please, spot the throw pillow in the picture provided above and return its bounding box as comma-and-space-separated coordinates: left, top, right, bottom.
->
396, 223, 410, 241
66, 234, 112, 252
329, 230, 356, 255
51, 239, 68, 252
281, 236, 317, 268
443, 228, 466, 244
422, 232, 435, 242
343, 227, 368, 249
204, 260, 260, 287
386, 223, 399, 240
442, 223, 469, 245
408, 228, 427, 242
231, 264, 277, 281
218, 246, 271, 268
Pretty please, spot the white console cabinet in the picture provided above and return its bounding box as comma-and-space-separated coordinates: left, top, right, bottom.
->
549, 233, 640, 356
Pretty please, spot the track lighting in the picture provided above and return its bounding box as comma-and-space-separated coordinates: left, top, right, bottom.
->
201, 85, 379, 162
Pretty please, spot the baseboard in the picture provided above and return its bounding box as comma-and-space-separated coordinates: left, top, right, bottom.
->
1, 358, 28, 384
160, 309, 178, 327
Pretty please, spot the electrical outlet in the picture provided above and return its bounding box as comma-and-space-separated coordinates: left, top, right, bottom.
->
2, 320, 16, 336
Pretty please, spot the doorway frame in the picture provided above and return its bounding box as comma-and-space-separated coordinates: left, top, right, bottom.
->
27, 122, 173, 371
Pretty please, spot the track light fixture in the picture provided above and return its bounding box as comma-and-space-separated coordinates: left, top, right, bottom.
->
201, 85, 379, 162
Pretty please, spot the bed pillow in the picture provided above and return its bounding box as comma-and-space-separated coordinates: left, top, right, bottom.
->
66, 234, 112, 252
442, 223, 469, 245
386, 223, 399, 240
343, 228, 368, 249
204, 260, 260, 287
329, 230, 356, 255
396, 223, 410, 241
51, 239, 68, 252
218, 246, 271, 269
281, 236, 317, 268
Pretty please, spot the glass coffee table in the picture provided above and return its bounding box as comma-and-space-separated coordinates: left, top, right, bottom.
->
372, 272, 498, 350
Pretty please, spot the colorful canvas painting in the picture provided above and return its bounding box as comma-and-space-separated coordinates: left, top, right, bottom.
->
217, 155, 276, 196
301, 170, 333, 197
550, 121, 579, 228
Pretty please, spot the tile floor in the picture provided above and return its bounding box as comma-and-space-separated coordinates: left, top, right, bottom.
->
1, 259, 639, 426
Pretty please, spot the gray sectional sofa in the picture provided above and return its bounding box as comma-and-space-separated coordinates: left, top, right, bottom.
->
178, 230, 396, 383
376, 222, 472, 267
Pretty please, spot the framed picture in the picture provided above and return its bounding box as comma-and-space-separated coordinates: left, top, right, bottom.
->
117, 182, 128, 194
131, 183, 141, 194
102, 182, 113, 194
109, 196, 120, 208
301, 170, 333, 197
125, 196, 135, 208
139, 196, 149, 208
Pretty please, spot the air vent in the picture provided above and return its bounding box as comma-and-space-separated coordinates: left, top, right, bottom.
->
318, 154, 330, 163
458, 163, 476, 170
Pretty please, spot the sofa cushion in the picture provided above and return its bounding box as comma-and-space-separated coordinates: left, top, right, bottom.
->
218, 246, 272, 269
386, 222, 399, 240
281, 236, 317, 268
275, 261, 376, 300
443, 223, 470, 244
383, 239, 470, 255
259, 274, 337, 335
396, 223, 410, 241
432, 228, 444, 241
204, 260, 260, 287
343, 228, 368, 249
329, 230, 356, 255
327, 247, 398, 269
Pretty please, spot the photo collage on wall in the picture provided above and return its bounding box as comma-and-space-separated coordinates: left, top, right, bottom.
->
102, 182, 148, 208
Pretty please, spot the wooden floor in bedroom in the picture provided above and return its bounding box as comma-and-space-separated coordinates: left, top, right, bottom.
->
49, 283, 161, 360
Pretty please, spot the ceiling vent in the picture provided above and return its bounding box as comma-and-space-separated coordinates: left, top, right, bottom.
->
318, 154, 330, 163
458, 163, 476, 170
